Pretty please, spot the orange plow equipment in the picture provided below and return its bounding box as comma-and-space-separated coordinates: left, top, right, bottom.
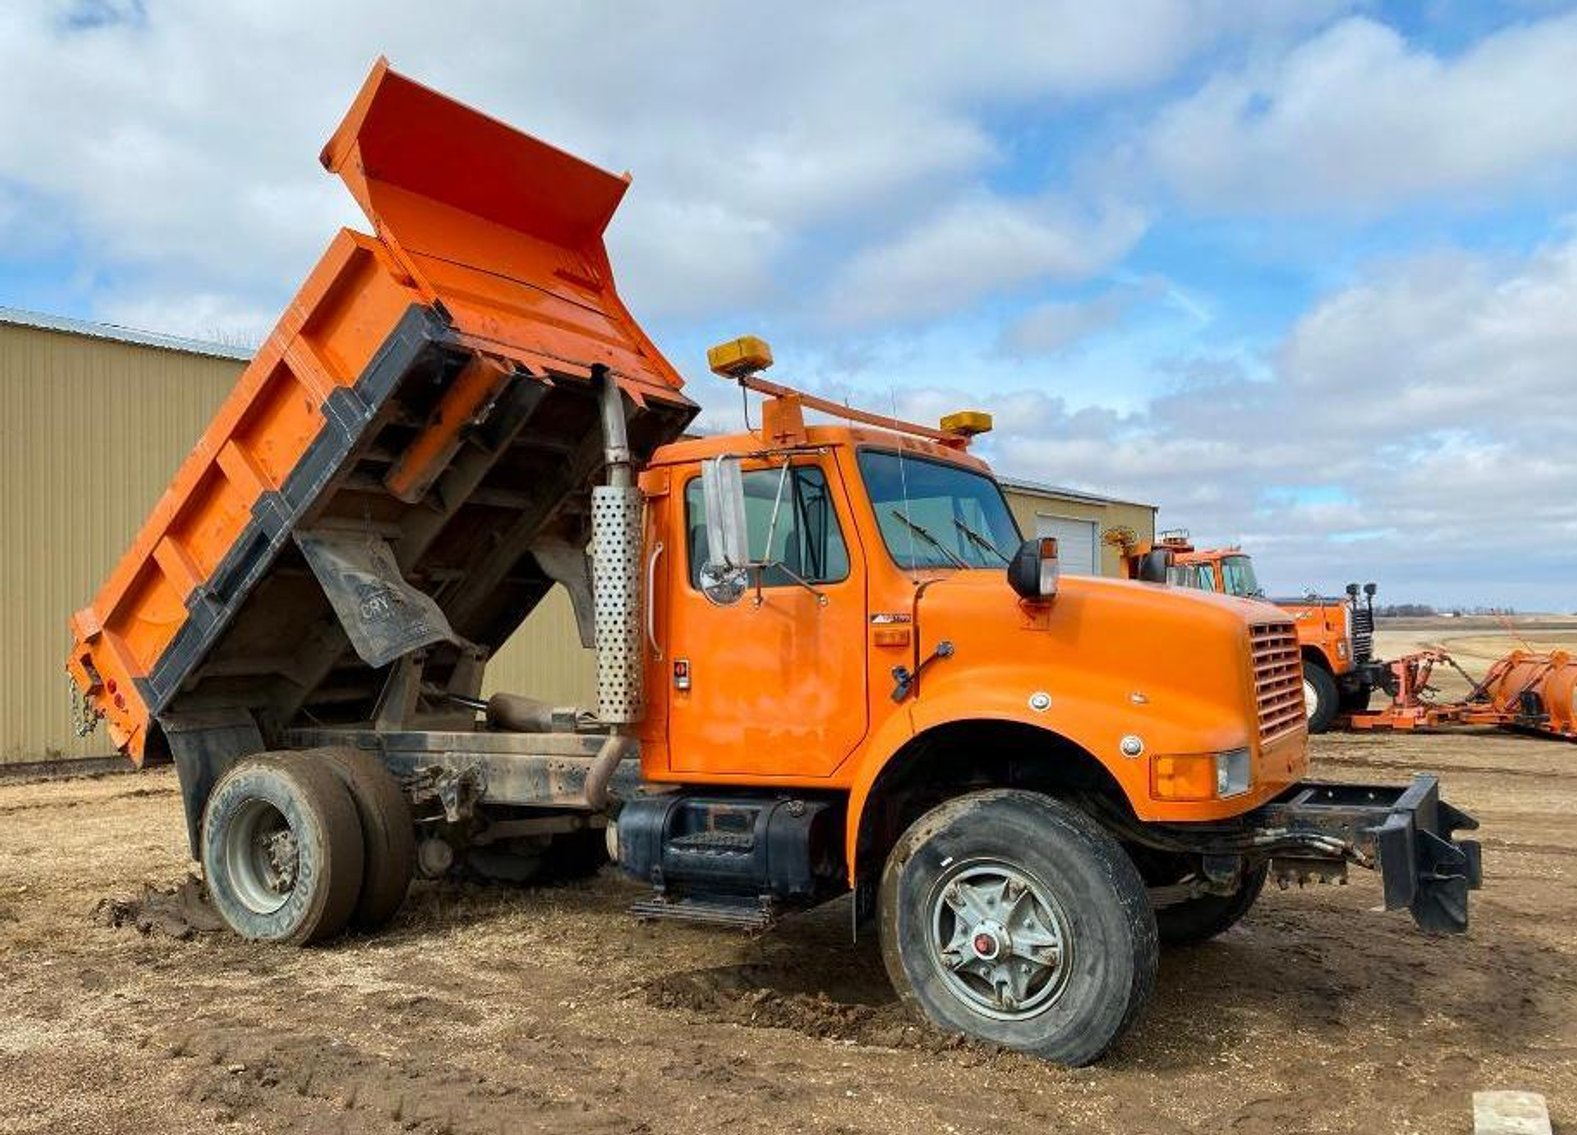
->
1347, 648, 1577, 740
66, 58, 695, 762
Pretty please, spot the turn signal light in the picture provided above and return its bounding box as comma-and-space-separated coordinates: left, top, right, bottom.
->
1152, 754, 1218, 801
1152, 749, 1253, 800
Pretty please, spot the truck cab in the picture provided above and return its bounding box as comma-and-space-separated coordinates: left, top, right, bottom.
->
65, 60, 1481, 1069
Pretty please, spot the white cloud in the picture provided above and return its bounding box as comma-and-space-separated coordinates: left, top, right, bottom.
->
886, 229, 1577, 607
95, 289, 273, 348
824, 195, 1148, 325
1148, 12, 1577, 212
998, 278, 1166, 357
0, 1, 1324, 338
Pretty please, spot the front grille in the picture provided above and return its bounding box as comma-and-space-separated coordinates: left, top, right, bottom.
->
1351, 605, 1374, 662
1250, 621, 1304, 744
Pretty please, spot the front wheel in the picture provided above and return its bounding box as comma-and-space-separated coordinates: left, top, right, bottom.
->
878, 790, 1158, 1066
1303, 663, 1340, 733
1339, 683, 1374, 715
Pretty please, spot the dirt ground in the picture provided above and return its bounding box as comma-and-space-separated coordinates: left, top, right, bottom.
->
2, 626, 1573, 1134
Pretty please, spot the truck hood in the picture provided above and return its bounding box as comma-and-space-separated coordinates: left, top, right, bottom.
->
908, 570, 1295, 761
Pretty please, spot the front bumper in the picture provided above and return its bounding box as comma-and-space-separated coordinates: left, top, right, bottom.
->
1252, 775, 1483, 933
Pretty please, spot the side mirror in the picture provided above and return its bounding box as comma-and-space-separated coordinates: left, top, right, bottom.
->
699, 456, 750, 606
1135, 547, 1172, 584
1007, 537, 1060, 601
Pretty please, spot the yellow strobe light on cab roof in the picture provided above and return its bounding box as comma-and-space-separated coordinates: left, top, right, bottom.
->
707, 335, 774, 379
940, 410, 993, 437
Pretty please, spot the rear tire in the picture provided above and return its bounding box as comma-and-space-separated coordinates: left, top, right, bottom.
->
1155, 862, 1268, 946
309, 748, 415, 930
1303, 664, 1340, 733
878, 789, 1157, 1066
201, 754, 365, 945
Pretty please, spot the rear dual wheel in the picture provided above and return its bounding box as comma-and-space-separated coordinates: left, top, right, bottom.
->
201, 750, 414, 944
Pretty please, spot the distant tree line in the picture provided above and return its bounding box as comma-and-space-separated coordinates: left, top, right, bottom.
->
1375, 604, 1518, 617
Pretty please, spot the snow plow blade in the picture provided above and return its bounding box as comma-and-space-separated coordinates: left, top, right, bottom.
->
66, 58, 694, 762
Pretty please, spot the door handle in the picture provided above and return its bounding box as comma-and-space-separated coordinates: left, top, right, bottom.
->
646, 540, 665, 659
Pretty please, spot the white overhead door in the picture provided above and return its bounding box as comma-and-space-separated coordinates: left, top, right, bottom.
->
1035, 515, 1098, 575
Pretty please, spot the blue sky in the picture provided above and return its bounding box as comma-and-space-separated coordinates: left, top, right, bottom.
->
3, 1, 1577, 607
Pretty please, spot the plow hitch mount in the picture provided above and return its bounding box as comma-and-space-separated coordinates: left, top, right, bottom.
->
1257, 775, 1482, 934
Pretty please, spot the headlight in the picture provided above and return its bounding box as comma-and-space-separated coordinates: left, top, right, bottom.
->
1215, 747, 1252, 798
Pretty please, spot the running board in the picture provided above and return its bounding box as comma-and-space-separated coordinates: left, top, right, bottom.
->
630, 895, 775, 931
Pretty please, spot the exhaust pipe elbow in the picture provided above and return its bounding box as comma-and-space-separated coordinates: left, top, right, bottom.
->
585, 731, 635, 812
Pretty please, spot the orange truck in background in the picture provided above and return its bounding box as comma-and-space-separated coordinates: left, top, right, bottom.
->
66, 61, 1480, 1066
1119, 534, 1387, 733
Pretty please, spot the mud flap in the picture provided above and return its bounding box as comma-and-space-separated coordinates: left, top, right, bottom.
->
296, 529, 456, 668
1258, 775, 1482, 934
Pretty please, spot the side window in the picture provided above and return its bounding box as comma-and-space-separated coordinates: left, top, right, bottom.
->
685, 464, 851, 588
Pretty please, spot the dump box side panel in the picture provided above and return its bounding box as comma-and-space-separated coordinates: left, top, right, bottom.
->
67, 60, 695, 764
67, 232, 420, 759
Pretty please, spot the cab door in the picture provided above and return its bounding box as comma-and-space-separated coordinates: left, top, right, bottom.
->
663, 457, 868, 778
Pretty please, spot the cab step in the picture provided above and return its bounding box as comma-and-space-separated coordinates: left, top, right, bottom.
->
630, 894, 775, 931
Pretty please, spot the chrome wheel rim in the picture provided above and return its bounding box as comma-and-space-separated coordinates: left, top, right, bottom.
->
223, 798, 298, 915
1303, 677, 1317, 720
927, 859, 1072, 1020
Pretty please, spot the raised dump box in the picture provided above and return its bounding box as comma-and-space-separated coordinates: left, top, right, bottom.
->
66, 59, 694, 764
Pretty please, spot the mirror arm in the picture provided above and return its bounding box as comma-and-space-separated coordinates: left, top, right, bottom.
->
748, 560, 828, 607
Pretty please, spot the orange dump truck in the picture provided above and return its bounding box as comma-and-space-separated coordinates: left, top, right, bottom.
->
66, 61, 1481, 1066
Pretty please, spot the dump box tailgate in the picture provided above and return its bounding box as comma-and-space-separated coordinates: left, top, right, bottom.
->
67, 60, 694, 761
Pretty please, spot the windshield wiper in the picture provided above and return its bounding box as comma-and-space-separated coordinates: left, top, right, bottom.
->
888, 509, 968, 568
953, 518, 1008, 564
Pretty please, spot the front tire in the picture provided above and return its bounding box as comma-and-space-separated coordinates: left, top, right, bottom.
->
878, 790, 1158, 1066
1339, 683, 1373, 715
1303, 663, 1340, 733
201, 754, 365, 944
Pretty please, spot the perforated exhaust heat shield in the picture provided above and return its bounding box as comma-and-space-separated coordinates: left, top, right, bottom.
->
591, 486, 645, 723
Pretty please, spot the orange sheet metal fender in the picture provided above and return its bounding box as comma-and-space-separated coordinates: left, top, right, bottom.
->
837, 576, 1304, 884
840, 670, 1264, 884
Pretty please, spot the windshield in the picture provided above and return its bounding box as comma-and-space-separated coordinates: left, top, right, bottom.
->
856, 450, 1021, 571
1219, 555, 1261, 598
1167, 562, 1216, 591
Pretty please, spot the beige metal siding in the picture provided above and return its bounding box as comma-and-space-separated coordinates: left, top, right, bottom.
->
484, 591, 597, 707
0, 323, 240, 761
1002, 490, 1157, 578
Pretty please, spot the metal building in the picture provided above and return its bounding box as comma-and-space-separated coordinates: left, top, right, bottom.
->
999, 477, 1158, 578
0, 309, 1154, 763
